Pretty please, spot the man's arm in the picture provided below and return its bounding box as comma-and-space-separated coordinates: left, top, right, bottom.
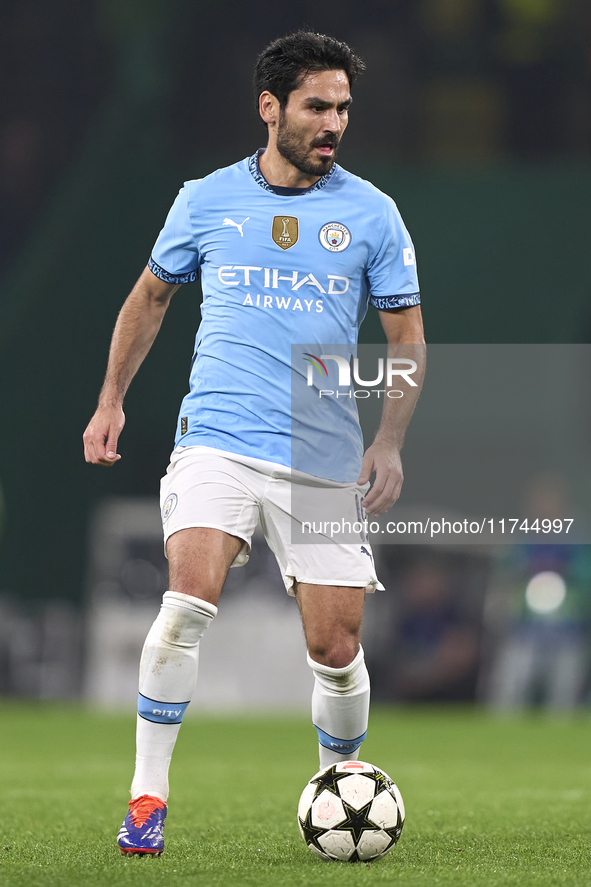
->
83, 267, 179, 466
357, 304, 425, 515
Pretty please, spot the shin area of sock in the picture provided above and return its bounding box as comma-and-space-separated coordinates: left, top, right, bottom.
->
307, 646, 370, 768
131, 592, 217, 800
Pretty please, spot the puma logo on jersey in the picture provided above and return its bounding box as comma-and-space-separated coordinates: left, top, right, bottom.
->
223, 217, 250, 237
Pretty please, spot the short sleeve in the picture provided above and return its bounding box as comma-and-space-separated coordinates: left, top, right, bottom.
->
367, 197, 420, 310
148, 184, 200, 285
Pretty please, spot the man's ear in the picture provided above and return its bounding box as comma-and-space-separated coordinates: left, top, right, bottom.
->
259, 91, 280, 128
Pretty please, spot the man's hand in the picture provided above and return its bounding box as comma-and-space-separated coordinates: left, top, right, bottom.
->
83, 405, 125, 466
357, 441, 403, 515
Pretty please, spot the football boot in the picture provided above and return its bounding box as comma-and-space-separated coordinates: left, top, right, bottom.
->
117, 794, 167, 856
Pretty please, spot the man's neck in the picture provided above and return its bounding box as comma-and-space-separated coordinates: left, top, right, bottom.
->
258, 144, 321, 189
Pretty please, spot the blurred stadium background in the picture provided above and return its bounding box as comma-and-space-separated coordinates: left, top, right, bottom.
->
1, 0, 591, 712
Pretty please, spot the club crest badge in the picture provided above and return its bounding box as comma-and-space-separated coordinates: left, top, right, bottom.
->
319, 222, 351, 252
162, 493, 178, 521
272, 216, 299, 250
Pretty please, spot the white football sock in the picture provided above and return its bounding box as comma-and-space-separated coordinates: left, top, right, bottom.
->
130, 591, 217, 801
308, 646, 370, 770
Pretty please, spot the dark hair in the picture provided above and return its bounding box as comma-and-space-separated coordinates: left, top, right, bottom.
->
253, 31, 365, 112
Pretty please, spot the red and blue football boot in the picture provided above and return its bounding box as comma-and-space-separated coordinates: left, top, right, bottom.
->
117, 795, 167, 856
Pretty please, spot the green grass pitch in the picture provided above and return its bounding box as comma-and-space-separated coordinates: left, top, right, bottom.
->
0, 704, 589, 887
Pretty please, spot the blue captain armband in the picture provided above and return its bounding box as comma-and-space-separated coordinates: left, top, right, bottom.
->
370, 292, 420, 310
138, 692, 190, 724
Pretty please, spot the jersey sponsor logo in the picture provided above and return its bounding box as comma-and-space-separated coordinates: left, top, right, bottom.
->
403, 246, 415, 266
319, 221, 351, 252
242, 294, 323, 313
217, 265, 349, 294
222, 216, 250, 237
272, 216, 299, 250
162, 493, 178, 521
180, 417, 188, 435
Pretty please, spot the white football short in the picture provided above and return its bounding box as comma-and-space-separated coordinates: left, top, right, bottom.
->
159, 445, 383, 596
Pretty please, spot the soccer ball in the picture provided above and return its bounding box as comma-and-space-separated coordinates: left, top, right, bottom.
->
297, 760, 404, 862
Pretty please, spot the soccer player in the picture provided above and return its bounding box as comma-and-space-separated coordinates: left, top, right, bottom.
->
83, 31, 425, 857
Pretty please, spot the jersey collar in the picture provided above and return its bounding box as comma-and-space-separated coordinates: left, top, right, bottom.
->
248, 148, 337, 195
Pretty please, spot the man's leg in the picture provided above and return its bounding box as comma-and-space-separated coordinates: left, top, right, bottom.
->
132, 527, 242, 799
118, 527, 242, 855
295, 584, 370, 769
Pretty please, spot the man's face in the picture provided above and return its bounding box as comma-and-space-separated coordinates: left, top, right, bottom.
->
276, 69, 351, 177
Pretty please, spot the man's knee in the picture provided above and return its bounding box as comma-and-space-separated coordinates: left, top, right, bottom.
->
296, 583, 365, 668
306, 634, 360, 669
167, 573, 222, 606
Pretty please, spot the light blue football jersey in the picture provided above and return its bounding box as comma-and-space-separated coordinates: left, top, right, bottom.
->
149, 150, 419, 482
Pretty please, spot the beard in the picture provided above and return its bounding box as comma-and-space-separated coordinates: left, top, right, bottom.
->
276, 111, 340, 177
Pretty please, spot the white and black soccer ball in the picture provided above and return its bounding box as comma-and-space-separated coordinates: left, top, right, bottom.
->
297, 760, 405, 862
